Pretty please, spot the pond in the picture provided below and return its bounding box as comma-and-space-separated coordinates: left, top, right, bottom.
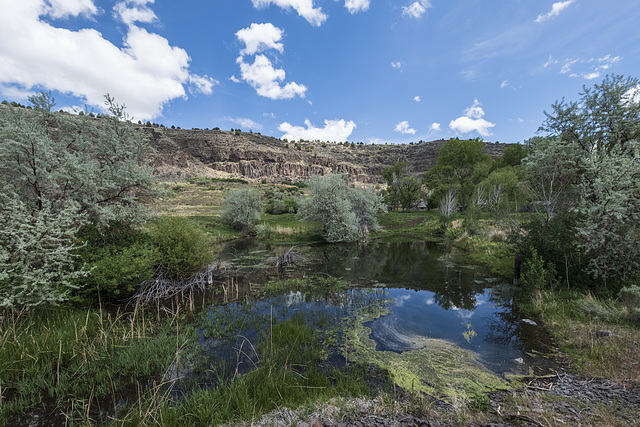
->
186, 238, 557, 397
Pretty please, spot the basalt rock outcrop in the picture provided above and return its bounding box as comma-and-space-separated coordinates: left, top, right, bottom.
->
144, 127, 509, 183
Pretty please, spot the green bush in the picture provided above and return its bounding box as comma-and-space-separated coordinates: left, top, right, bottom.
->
76, 242, 157, 300
265, 191, 298, 215
521, 247, 557, 291
148, 216, 214, 280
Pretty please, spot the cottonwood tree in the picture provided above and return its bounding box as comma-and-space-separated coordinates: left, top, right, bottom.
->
0, 92, 155, 308
424, 138, 492, 211
382, 162, 423, 212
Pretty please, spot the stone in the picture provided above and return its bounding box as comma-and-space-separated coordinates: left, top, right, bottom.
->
595, 329, 613, 338
521, 319, 537, 326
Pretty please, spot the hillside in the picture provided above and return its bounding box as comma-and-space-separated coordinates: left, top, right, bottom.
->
144, 126, 509, 183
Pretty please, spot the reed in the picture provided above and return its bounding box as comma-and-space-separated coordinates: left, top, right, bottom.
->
0, 304, 195, 422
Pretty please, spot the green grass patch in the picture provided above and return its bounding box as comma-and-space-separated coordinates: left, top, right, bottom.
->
256, 213, 317, 242
375, 211, 441, 238
520, 289, 640, 382
0, 306, 196, 420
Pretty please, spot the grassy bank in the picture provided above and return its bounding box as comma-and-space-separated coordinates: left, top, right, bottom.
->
0, 304, 197, 425
520, 289, 640, 383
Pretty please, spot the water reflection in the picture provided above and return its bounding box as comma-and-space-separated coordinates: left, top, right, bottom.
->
210, 238, 558, 377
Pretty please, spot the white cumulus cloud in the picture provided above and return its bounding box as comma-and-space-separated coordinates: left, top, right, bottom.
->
251, 0, 327, 26
402, 0, 431, 19
236, 23, 284, 56
345, 0, 371, 13
429, 122, 441, 132
394, 121, 416, 135
414, 95, 422, 102
449, 99, 495, 137
279, 119, 356, 142
0, 0, 216, 121
236, 54, 307, 100
114, 0, 158, 26
46, 0, 98, 19
535, 0, 575, 23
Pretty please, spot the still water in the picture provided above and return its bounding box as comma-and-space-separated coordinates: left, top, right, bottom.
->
204, 238, 556, 378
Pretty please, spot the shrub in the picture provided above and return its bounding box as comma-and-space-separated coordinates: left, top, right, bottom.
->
148, 217, 214, 280
76, 242, 157, 300
220, 189, 262, 234
521, 247, 558, 291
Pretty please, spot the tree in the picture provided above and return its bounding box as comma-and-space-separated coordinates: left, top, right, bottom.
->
424, 138, 492, 211
475, 166, 522, 217
525, 75, 640, 288
220, 189, 262, 234
439, 187, 457, 225
0, 92, 156, 307
575, 141, 640, 284
521, 137, 579, 225
382, 162, 423, 212
298, 174, 386, 242
347, 186, 387, 240
381, 162, 407, 211
540, 74, 640, 155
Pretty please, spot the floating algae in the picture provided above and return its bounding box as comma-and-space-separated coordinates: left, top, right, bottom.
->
345, 306, 510, 401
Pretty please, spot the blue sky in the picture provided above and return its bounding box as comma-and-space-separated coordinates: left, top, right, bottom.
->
1, 0, 639, 144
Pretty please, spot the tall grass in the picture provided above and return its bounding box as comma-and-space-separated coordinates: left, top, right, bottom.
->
0, 305, 193, 423
117, 312, 370, 426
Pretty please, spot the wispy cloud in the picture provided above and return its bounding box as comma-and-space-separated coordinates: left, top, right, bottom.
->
226, 116, 262, 131
391, 61, 404, 71
547, 54, 621, 81
402, 0, 431, 19
535, 0, 575, 23
251, 0, 327, 26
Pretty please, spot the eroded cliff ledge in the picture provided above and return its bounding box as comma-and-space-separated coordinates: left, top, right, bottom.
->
145, 127, 508, 183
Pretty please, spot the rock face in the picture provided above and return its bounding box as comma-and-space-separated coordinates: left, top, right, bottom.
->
144, 127, 509, 183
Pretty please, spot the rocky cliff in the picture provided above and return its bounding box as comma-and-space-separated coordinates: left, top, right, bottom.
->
144, 127, 508, 183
